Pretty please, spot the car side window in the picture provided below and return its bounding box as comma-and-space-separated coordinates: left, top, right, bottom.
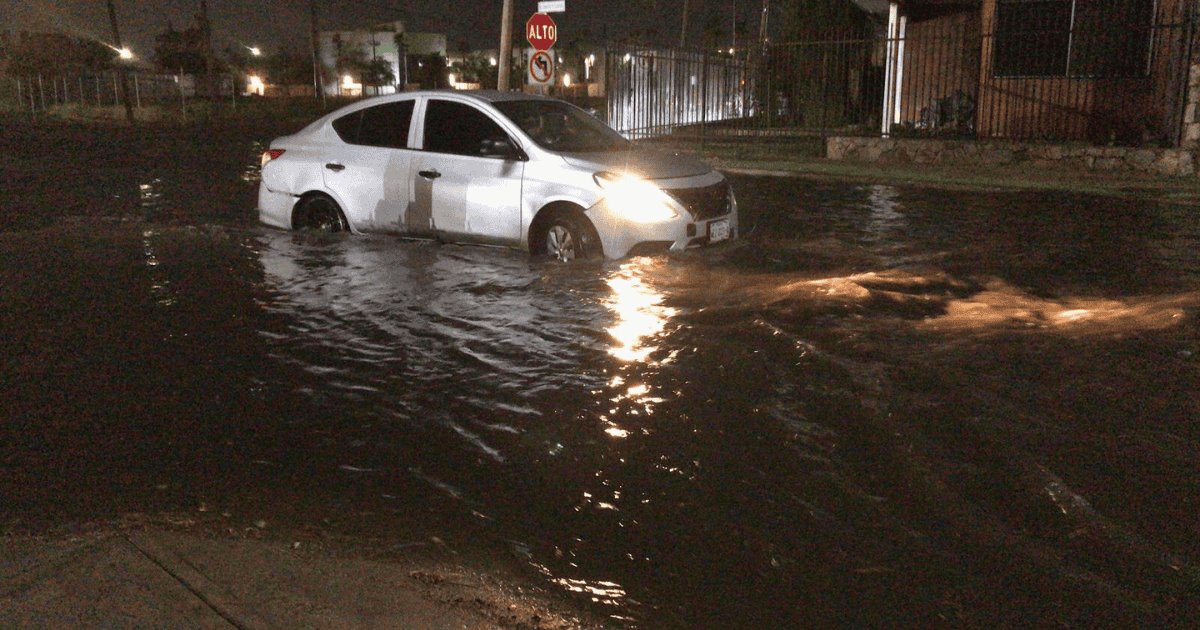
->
331, 111, 361, 143
331, 100, 415, 148
423, 100, 511, 157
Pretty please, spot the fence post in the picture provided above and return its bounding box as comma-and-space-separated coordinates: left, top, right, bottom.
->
95, 75, 101, 105
38, 74, 45, 110
134, 74, 141, 108
701, 52, 710, 148
113, 72, 119, 105
179, 71, 187, 121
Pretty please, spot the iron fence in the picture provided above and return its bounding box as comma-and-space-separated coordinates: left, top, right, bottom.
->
604, 0, 1198, 147
1, 71, 241, 114
604, 46, 755, 139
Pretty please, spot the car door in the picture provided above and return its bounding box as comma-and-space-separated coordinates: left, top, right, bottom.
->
321, 99, 417, 233
412, 98, 525, 244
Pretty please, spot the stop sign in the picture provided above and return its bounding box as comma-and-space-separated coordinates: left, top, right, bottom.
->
526, 12, 557, 51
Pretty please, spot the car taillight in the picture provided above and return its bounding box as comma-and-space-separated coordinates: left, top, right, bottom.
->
261, 149, 285, 168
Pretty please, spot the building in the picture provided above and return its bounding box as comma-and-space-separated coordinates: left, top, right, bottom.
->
316, 20, 447, 96
876, 0, 1198, 145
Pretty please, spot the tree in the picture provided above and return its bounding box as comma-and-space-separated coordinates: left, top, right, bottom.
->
264, 50, 312, 85
779, 0, 871, 40
362, 57, 395, 92
771, 0, 877, 128
154, 21, 209, 74
0, 31, 115, 75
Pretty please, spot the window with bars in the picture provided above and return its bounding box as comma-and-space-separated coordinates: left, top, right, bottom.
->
992, 0, 1155, 78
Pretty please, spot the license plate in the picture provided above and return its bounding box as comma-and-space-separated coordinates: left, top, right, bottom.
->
708, 219, 730, 243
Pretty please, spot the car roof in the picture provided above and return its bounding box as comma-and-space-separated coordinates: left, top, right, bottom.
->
349, 89, 556, 107
292, 90, 566, 140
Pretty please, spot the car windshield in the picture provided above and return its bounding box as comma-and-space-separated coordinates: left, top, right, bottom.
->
494, 100, 630, 153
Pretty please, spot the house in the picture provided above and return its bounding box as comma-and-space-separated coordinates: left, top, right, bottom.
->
877, 0, 1197, 145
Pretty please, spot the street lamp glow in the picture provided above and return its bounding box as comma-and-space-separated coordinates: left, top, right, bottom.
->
562, 74, 571, 87
117, 47, 133, 60
249, 46, 261, 56
489, 57, 497, 66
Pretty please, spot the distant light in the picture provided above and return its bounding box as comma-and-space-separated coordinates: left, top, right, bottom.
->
562, 73, 571, 87
728, 47, 735, 55
249, 46, 262, 56
118, 48, 133, 60
448, 73, 456, 85
247, 75, 264, 95
623, 53, 631, 63
587, 53, 595, 64
343, 74, 354, 86
489, 57, 497, 66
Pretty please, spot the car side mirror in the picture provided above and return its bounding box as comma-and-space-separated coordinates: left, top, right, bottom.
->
479, 137, 523, 161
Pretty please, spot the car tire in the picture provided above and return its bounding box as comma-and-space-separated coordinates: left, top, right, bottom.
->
295, 195, 347, 232
539, 213, 598, 262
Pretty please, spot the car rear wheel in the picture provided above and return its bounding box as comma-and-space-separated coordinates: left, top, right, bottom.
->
296, 195, 347, 232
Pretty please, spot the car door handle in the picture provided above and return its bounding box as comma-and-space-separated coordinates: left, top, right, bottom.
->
325, 163, 345, 172
418, 169, 441, 180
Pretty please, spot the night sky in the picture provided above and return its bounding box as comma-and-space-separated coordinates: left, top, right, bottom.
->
1, 1, 755, 61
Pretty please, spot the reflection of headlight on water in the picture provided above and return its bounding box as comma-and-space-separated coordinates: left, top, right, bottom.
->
594, 171, 679, 223
605, 261, 676, 363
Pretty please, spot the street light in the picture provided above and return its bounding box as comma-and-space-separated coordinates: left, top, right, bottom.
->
115, 46, 133, 60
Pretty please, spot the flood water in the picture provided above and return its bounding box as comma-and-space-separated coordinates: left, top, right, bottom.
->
2, 124, 1199, 627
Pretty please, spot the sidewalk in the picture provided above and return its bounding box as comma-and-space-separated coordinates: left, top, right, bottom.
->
656, 138, 1200, 205
0, 528, 588, 629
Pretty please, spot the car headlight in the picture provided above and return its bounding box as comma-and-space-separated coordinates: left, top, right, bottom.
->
593, 171, 679, 223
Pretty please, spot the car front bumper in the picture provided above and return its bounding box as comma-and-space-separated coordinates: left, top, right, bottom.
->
586, 195, 739, 259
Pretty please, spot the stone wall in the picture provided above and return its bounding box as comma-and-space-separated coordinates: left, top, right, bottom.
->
826, 136, 1198, 178
1184, 63, 1200, 149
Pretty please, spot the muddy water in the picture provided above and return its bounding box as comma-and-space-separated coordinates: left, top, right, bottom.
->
2, 126, 1199, 627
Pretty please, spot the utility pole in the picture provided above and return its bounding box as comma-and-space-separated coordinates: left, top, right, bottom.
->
199, 0, 219, 104
310, 1, 326, 107
680, 0, 690, 49
758, 0, 770, 52
498, 0, 513, 90
732, 0, 737, 50
105, 0, 134, 124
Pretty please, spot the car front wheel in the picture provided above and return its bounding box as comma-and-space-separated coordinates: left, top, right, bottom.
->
539, 214, 598, 262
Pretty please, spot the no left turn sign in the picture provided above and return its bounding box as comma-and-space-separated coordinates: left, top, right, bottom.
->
529, 50, 555, 85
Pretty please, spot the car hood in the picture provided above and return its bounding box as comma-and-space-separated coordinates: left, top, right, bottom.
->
560, 149, 713, 181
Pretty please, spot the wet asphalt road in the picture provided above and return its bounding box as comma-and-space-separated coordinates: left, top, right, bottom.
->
2, 122, 1199, 627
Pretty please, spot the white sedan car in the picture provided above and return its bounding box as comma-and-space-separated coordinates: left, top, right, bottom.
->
258, 90, 737, 260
